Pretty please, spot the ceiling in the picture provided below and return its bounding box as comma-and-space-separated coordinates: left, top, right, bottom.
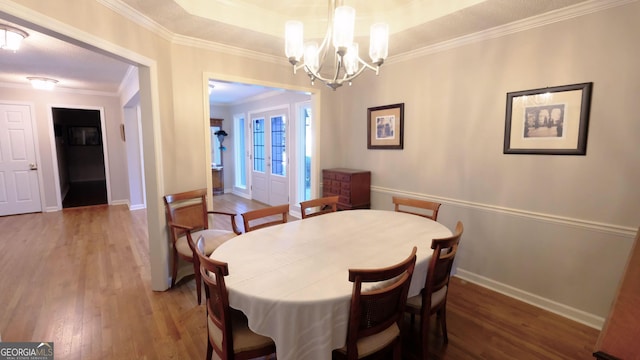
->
0, 0, 591, 103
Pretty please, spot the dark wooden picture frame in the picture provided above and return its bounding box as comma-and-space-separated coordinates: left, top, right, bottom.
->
504, 82, 592, 155
367, 103, 404, 149
68, 126, 102, 146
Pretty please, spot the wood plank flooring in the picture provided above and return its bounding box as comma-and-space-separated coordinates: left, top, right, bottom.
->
0, 194, 599, 359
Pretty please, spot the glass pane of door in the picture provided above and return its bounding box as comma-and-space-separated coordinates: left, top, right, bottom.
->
271, 115, 286, 176
253, 118, 265, 172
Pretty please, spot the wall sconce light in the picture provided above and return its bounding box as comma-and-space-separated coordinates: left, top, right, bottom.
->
0, 24, 28, 52
27, 77, 59, 91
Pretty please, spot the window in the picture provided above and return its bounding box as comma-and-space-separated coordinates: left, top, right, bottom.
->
234, 114, 246, 188
296, 101, 312, 202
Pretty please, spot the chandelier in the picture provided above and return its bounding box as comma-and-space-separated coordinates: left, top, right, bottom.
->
0, 24, 28, 52
285, 0, 389, 90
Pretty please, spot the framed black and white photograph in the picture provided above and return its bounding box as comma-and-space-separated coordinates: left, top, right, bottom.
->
503, 82, 592, 155
367, 103, 404, 149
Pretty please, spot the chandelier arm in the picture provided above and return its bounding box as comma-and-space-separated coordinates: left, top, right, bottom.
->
316, 0, 335, 67
356, 57, 380, 74
305, 65, 345, 90
341, 64, 370, 83
303, 64, 315, 78
332, 54, 344, 83
292, 63, 307, 75
306, 68, 337, 85
306, 57, 378, 88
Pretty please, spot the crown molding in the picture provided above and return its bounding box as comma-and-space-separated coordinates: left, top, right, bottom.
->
96, 0, 174, 42
390, 0, 637, 64
210, 89, 287, 107
171, 34, 285, 66
97, 0, 284, 66
0, 81, 119, 97
98, 0, 635, 67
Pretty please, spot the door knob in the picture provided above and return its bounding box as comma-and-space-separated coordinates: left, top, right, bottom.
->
29, 163, 38, 170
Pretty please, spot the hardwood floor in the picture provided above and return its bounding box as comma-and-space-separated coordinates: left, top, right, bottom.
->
0, 194, 599, 359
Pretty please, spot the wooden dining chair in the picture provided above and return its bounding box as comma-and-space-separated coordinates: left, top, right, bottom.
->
333, 247, 417, 360
240, 204, 289, 232
405, 221, 463, 360
193, 236, 277, 360
163, 188, 241, 305
392, 196, 442, 221
300, 195, 339, 219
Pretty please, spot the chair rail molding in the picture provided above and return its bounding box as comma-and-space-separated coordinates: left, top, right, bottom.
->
372, 185, 636, 238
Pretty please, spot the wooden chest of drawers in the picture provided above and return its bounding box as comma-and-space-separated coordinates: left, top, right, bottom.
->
322, 168, 371, 210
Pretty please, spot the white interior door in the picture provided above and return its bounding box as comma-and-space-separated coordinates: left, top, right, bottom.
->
250, 109, 289, 206
0, 103, 42, 216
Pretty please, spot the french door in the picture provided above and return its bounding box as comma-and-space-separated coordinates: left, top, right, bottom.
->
250, 109, 288, 206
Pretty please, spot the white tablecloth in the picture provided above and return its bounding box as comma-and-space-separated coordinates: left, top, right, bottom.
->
211, 209, 452, 360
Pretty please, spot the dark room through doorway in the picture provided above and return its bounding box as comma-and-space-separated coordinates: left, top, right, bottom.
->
52, 108, 108, 208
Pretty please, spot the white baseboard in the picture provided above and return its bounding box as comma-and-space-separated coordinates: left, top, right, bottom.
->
230, 190, 251, 200
129, 204, 146, 211
455, 268, 604, 330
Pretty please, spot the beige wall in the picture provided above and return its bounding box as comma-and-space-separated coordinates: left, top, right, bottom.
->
318, 2, 640, 326
0, 87, 128, 209
4, 0, 639, 328
2, 0, 318, 291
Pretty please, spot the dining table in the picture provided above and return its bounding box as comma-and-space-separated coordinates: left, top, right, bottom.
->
211, 209, 452, 360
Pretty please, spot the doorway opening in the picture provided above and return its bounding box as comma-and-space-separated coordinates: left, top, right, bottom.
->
52, 107, 108, 208
208, 78, 315, 208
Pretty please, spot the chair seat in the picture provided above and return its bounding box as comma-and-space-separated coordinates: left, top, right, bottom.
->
334, 323, 400, 358
208, 308, 275, 354
175, 229, 237, 258
406, 285, 448, 311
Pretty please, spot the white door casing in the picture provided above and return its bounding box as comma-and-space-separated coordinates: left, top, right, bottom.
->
0, 103, 42, 216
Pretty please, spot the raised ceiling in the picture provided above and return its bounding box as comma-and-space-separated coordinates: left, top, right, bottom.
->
0, 0, 595, 100
116, 0, 590, 57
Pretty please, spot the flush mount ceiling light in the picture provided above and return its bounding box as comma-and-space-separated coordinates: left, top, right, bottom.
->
285, 0, 389, 90
27, 77, 59, 91
0, 24, 28, 52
